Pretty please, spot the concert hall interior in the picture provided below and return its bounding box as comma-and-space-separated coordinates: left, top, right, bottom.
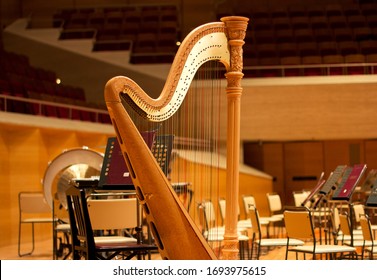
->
2, 0, 377, 260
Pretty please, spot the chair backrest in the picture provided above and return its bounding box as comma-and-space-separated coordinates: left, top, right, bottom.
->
218, 198, 226, 225
242, 195, 256, 216
218, 198, 241, 225
66, 186, 96, 258
293, 191, 308, 207
360, 214, 374, 242
202, 200, 216, 227
19, 192, 51, 214
248, 205, 261, 236
352, 204, 365, 223
87, 197, 137, 230
267, 193, 282, 213
339, 212, 352, 236
332, 207, 340, 233
284, 207, 314, 240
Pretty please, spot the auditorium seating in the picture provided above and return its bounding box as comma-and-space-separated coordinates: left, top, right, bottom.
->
216, 2, 377, 77
53, 3, 180, 62
19, 2, 377, 75
0, 48, 109, 123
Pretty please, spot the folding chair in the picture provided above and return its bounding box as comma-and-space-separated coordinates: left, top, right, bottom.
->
52, 198, 71, 260
284, 206, 357, 260
351, 204, 377, 233
360, 214, 377, 259
18, 192, 55, 257
66, 186, 157, 260
329, 207, 361, 245
266, 193, 285, 237
249, 205, 304, 259
338, 211, 366, 259
242, 195, 271, 237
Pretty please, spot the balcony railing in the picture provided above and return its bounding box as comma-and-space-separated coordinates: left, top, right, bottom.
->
0, 94, 111, 124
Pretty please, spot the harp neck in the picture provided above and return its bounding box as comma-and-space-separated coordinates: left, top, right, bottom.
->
105, 17, 247, 122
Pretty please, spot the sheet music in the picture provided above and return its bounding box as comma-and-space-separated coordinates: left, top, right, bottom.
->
332, 164, 367, 201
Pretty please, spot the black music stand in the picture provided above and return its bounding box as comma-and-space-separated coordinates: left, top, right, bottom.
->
366, 181, 377, 207
313, 165, 347, 210
151, 135, 174, 177
319, 165, 347, 197
302, 178, 326, 208
152, 135, 195, 211
358, 169, 377, 194
313, 166, 347, 244
330, 164, 367, 242
98, 133, 156, 191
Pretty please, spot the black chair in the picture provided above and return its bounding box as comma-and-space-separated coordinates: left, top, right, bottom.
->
66, 186, 157, 260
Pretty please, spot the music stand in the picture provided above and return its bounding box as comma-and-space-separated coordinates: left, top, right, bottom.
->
319, 165, 347, 196
151, 135, 174, 177
366, 181, 377, 207
359, 169, 377, 193
98, 133, 156, 191
302, 178, 326, 208
312, 165, 347, 209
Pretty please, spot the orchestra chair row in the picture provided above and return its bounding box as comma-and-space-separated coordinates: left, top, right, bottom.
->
66, 186, 157, 260
18, 192, 56, 257
284, 206, 357, 260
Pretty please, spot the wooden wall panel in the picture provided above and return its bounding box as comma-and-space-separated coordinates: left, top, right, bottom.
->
241, 79, 377, 142
4, 127, 48, 245
243, 142, 263, 170
323, 140, 364, 176
243, 142, 281, 216
364, 140, 377, 170
75, 132, 109, 154
239, 173, 273, 218
0, 131, 10, 247
283, 141, 324, 205
261, 143, 284, 197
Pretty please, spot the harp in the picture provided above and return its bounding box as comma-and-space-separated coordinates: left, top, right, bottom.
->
104, 16, 248, 260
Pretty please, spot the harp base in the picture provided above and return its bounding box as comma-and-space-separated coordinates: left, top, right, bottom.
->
221, 238, 240, 260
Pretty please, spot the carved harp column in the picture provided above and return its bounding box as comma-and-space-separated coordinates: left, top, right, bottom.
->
104, 16, 248, 260
221, 16, 248, 260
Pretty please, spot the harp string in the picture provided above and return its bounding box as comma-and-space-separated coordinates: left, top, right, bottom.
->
175, 61, 225, 253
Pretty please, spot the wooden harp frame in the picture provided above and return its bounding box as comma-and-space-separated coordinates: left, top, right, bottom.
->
104, 16, 248, 260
